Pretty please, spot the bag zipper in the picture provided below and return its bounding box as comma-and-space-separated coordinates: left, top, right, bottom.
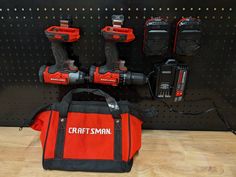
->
55, 117, 66, 159
42, 109, 53, 169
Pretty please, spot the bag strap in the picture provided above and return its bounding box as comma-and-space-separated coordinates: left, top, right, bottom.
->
60, 88, 121, 119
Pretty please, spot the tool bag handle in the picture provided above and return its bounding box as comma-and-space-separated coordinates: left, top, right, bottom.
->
26, 104, 52, 127
60, 88, 121, 119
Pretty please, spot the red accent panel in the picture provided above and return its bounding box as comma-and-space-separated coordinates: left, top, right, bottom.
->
129, 115, 143, 159
30, 111, 59, 159
43, 66, 70, 85
30, 111, 51, 131
121, 113, 129, 162
45, 26, 80, 42
102, 26, 135, 43
63, 113, 115, 160
176, 90, 183, 97
177, 70, 183, 84
173, 18, 187, 53
93, 67, 120, 86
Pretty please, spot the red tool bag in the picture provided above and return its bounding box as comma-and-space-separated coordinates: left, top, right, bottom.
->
30, 88, 143, 172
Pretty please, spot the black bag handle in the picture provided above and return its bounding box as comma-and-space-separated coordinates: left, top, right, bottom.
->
26, 104, 52, 126
60, 88, 121, 119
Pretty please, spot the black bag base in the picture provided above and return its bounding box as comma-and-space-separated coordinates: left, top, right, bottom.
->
43, 159, 133, 173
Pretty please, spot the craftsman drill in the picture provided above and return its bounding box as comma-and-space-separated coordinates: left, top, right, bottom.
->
39, 20, 85, 85
89, 15, 147, 86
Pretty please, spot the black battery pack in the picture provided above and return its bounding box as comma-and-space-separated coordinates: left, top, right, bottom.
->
143, 17, 170, 56
174, 17, 201, 56
151, 59, 188, 102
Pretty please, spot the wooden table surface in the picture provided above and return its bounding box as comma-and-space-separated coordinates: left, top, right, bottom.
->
0, 127, 236, 177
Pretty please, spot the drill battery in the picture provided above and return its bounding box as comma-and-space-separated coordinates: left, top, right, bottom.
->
45, 26, 80, 42
143, 17, 170, 56
173, 17, 201, 56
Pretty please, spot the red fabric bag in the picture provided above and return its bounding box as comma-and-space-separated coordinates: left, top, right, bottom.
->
30, 88, 142, 172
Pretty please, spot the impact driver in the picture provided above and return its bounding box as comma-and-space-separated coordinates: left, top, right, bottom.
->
89, 15, 147, 86
39, 20, 85, 85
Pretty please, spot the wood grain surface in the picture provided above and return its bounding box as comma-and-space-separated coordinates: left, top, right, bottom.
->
0, 127, 236, 177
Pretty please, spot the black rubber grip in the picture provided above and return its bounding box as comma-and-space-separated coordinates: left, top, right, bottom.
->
50, 41, 68, 72
104, 41, 119, 70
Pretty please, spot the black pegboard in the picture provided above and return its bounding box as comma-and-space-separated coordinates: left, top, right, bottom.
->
0, 0, 235, 131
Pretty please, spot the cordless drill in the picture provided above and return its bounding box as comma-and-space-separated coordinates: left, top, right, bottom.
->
89, 15, 147, 86
39, 20, 85, 85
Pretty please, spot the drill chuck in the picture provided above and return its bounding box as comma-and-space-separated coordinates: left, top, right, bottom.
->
69, 72, 85, 84
121, 72, 147, 85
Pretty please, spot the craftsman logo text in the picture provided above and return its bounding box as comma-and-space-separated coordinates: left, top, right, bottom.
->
68, 127, 112, 135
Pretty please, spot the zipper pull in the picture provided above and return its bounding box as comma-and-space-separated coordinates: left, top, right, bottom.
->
60, 118, 66, 129
115, 119, 121, 129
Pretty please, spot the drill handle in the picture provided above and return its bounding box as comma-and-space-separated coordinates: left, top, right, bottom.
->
50, 41, 68, 72
104, 41, 119, 71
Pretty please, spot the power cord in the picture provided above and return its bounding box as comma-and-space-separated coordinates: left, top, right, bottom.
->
147, 78, 216, 116
146, 72, 236, 134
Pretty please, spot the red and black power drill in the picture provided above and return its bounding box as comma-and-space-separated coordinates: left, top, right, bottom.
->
89, 15, 147, 86
39, 20, 85, 85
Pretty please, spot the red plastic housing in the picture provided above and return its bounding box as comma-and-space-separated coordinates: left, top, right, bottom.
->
102, 26, 135, 42
93, 67, 120, 86
173, 18, 187, 53
43, 66, 69, 85
45, 26, 80, 42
